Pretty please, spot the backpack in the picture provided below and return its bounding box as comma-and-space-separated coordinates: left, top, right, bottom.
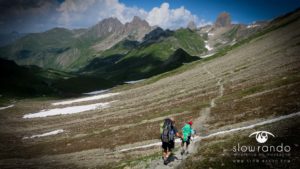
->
161, 118, 175, 142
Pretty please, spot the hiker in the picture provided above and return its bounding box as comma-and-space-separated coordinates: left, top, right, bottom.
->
181, 121, 195, 155
160, 117, 181, 165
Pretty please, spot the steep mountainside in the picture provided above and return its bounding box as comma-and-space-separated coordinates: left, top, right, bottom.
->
0, 58, 114, 97
197, 12, 268, 56
80, 28, 205, 83
0, 17, 152, 71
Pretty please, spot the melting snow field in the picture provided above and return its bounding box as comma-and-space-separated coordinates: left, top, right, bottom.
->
124, 79, 145, 84
52, 93, 119, 106
247, 24, 259, 29
23, 102, 114, 118
23, 129, 64, 139
0, 104, 14, 111
83, 89, 110, 95
205, 44, 213, 51
201, 53, 215, 58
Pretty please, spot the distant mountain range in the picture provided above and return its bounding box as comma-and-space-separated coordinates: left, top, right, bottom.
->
0, 13, 271, 97
0, 13, 267, 71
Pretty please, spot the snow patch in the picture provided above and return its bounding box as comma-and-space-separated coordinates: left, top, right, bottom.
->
124, 79, 145, 84
83, 89, 110, 95
23, 102, 114, 118
200, 53, 215, 58
208, 33, 214, 36
205, 44, 213, 51
0, 105, 14, 111
247, 24, 259, 29
52, 93, 119, 106
23, 129, 64, 139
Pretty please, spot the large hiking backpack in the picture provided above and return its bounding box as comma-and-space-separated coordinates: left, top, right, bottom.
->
161, 119, 175, 142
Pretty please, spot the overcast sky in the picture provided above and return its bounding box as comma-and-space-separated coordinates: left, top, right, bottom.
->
0, 0, 299, 33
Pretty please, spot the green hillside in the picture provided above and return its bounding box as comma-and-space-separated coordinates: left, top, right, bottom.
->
81, 28, 205, 83
0, 58, 113, 98
0, 28, 96, 71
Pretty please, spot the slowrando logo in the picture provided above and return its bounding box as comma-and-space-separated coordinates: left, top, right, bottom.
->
233, 131, 291, 153
249, 131, 275, 143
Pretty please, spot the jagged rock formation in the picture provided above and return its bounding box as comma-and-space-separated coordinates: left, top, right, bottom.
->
214, 12, 231, 28
125, 16, 152, 40
85, 17, 124, 38
91, 16, 152, 52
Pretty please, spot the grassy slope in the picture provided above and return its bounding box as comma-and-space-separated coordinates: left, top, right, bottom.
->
0, 28, 97, 71
174, 28, 207, 55
81, 28, 205, 83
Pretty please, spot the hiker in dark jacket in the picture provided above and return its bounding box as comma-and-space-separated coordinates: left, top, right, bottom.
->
160, 117, 182, 165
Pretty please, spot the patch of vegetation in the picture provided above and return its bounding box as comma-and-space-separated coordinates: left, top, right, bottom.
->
214, 42, 222, 47
115, 151, 161, 169
223, 25, 240, 40
241, 85, 265, 96
174, 29, 207, 55
82, 47, 200, 85
99, 39, 139, 58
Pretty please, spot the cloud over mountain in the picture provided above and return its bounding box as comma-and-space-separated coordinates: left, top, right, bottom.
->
146, 3, 197, 29
0, 0, 210, 33
57, 0, 203, 30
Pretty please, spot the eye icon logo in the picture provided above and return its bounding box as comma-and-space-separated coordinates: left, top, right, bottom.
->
249, 131, 275, 143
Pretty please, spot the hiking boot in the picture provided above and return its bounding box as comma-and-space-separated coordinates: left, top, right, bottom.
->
186, 151, 189, 155
163, 159, 169, 165
181, 149, 185, 155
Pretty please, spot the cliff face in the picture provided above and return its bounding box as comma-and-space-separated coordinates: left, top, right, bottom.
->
214, 12, 231, 28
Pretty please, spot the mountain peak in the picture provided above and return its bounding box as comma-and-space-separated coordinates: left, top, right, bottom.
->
100, 17, 123, 25
132, 16, 143, 22
124, 16, 151, 41
187, 21, 197, 30
87, 17, 124, 38
214, 12, 231, 28
128, 16, 149, 27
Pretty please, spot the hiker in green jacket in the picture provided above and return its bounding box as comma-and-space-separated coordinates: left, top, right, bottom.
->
181, 121, 195, 155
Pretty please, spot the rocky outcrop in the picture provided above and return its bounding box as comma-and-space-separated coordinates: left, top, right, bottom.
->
86, 17, 124, 38
90, 16, 152, 51
141, 27, 173, 45
214, 12, 231, 28
124, 16, 151, 41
